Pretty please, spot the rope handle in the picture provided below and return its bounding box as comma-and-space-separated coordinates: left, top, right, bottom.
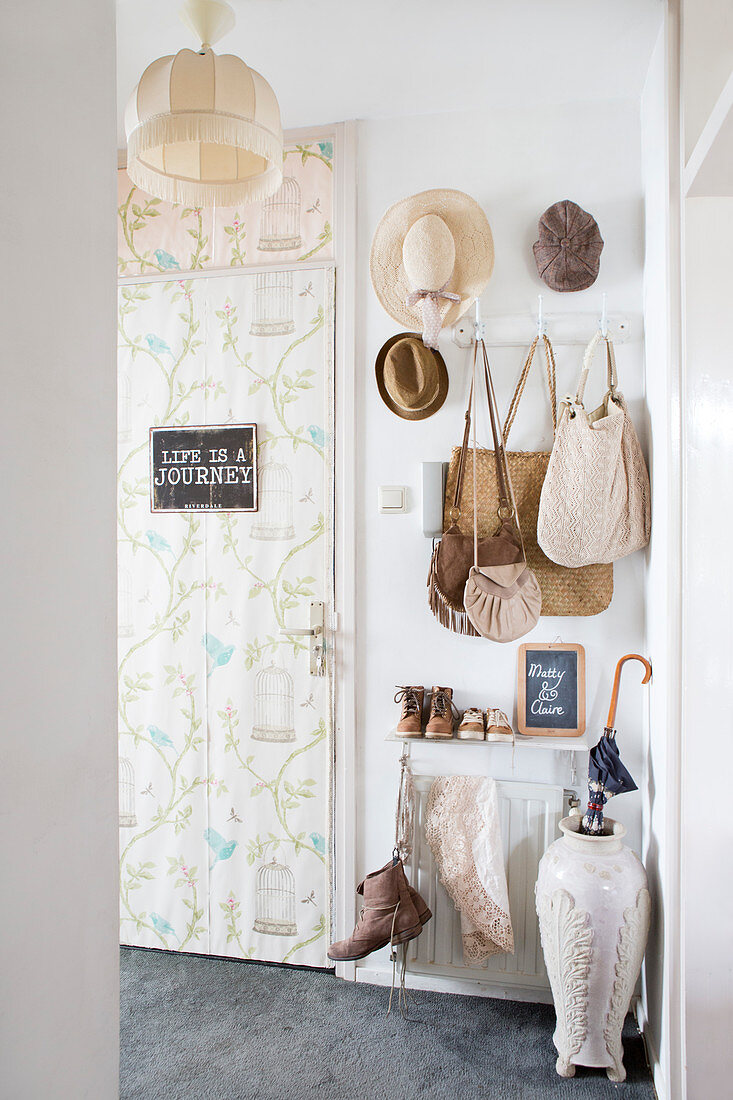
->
575, 331, 618, 407
502, 333, 558, 443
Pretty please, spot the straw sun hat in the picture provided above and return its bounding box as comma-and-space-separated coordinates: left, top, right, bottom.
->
370, 189, 494, 345
375, 333, 449, 421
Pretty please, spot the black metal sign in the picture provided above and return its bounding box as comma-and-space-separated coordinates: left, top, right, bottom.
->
150, 424, 258, 512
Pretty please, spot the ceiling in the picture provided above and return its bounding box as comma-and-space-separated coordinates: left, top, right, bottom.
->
116, 0, 663, 147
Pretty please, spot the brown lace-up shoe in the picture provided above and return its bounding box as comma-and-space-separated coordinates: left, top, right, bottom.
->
394, 685, 424, 737
425, 685, 457, 739
356, 861, 432, 929
457, 707, 486, 740
486, 707, 514, 742
327, 858, 422, 962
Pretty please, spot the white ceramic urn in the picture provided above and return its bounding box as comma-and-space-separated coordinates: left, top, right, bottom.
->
535, 814, 650, 1082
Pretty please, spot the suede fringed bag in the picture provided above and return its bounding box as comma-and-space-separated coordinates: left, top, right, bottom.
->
537, 332, 651, 567
463, 340, 541, 643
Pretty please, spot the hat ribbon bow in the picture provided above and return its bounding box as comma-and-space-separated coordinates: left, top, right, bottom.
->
405, 282, 461, 350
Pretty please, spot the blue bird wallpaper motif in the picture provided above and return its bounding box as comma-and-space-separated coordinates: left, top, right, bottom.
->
202, 633, 235, 677
117, 176, 335, 967
147, 724, 174, 751
307, 424, 328, 450
151, 912, 179, 942
154, 249, 180, 270
145, 333, 174, 357
205, 828, 238, 869
309, 832, 326, 857
145, 530, 174, 555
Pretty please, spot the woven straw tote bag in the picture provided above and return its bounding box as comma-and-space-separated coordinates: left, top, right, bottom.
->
537, 332, 651, 567
444, 335, 613, 616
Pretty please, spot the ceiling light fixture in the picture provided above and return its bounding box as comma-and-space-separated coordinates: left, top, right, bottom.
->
125, 0, 283, 207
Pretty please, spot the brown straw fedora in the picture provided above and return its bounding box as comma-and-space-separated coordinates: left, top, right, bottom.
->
375, 333, 449, 420
370, 189, 494, 334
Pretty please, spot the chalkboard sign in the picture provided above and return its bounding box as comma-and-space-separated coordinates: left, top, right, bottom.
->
150, 424, 257, 513
517, 643, 585, 737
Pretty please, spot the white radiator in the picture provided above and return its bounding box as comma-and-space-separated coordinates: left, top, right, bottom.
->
406, 776, 569, 998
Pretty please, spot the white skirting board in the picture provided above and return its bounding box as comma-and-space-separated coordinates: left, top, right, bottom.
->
354, 965, 554, 1005
356, 777, 571, 1001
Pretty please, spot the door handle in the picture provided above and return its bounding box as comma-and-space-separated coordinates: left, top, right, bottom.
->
280, 601, 326, 676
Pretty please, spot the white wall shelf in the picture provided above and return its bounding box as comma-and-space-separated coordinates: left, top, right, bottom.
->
386, 730, 592, 752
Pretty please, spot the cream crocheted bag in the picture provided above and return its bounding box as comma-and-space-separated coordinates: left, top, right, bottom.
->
537, 332, 651, 567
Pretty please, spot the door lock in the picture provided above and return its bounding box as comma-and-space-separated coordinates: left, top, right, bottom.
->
280, 600, 326, 676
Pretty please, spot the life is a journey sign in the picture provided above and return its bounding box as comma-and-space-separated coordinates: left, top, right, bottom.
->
150, 424, 257, 512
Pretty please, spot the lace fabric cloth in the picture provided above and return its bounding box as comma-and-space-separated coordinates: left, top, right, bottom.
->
425, 776, 514, 962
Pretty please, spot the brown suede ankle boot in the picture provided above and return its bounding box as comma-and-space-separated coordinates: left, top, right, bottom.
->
425, 685, 457, 739
355, 861, 432, 929
327, 859, 422, 962
394, 686, 424, 737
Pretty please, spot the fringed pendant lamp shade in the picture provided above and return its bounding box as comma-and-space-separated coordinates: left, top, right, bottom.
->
125, 0, 283, 207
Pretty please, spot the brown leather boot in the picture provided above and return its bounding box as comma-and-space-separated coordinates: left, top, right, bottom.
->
356, 861, 432, 928
327, 859, 422, 961
425, 685, 457, 739
394, 685, 424, 737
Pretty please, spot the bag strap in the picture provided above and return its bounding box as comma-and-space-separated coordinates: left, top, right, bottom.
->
480, 340, 512, 515
502, 334, 558, 443
472, 338, 527, 566
575, 331, 618, 406
450, 340, 478, 522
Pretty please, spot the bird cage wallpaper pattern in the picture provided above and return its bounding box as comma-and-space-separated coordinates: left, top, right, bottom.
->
250, 462, 295, 541
249, 272, 295, 337
119, 756, 137, 828
251, 664, 295, 742
253, 860, 298, 936
257, 176, 302, 252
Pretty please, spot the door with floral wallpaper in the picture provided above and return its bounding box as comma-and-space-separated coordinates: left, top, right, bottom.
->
117, 138, 336, 967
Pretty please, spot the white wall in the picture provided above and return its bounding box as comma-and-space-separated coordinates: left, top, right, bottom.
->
0, 2, 120, 1097
354, 100, 650, 981
681, 197, 733, 1099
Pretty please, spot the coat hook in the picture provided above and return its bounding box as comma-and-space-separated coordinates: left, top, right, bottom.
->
600, 292, 608, 338
474, 297, 486, 342
537, 294, 545, 338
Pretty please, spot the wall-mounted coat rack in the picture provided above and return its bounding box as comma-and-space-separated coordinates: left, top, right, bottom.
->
452, 296, 631, 348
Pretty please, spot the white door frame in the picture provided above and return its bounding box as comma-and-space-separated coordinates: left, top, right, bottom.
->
289, 123, 359, 979
330, 121, 358, 981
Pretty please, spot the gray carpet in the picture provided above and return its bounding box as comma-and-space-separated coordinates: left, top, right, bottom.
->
120, 946, 655, 1100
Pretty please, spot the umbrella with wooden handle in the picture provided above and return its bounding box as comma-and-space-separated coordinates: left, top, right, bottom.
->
580, 654, 652, 836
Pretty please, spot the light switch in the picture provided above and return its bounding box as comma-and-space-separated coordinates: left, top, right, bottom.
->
378, 485, 407, 514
